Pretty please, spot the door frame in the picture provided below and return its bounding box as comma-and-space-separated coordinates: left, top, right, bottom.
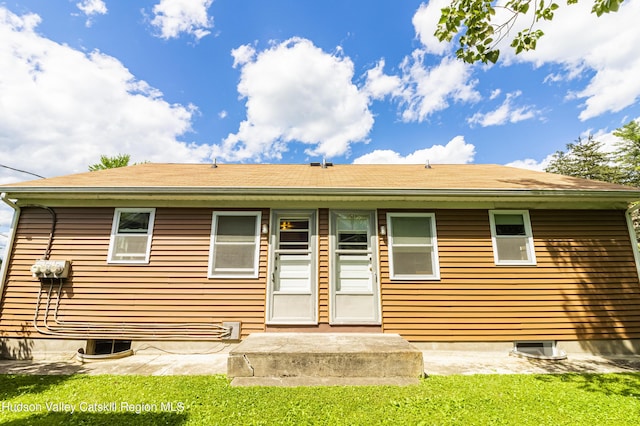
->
329, 209, 381, 325
265, 209, 319, 325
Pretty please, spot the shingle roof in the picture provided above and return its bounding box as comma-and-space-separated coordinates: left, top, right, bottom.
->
1, 163, 637, 193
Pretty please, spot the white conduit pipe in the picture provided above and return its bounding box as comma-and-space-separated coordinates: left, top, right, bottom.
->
34, 280, 231, 340
16, 202, 232, 340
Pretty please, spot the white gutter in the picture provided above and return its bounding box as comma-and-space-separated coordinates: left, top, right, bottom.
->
626, 202, 640, 283
2, 185, 640, 197
2, 187, 640, 205
0, 193, 20, 303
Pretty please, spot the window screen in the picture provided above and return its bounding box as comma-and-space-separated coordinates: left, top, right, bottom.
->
490, 211, 536, 265
387, 213, 440, 279
210, 212, 261, 277
108, 209, 155, 263
336, 214, 369, 251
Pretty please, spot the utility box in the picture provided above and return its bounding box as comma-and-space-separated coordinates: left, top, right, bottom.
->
222, 321, 241, 340
31, 260, 71, 279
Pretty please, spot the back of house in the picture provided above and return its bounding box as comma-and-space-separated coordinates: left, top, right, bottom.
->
2, 163, 640, 358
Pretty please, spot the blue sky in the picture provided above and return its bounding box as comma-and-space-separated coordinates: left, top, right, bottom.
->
1, 0, 640, 249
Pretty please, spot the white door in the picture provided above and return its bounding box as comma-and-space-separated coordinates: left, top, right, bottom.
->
330, 211, 380, 324
267, 211, 317, 324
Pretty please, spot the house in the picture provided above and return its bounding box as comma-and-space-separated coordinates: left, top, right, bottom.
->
1, 163, 640, 358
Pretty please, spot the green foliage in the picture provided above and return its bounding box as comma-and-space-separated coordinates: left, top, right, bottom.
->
545, 120, 640, 189
613, 120, 640, 188
545, 121, 640, 243
1, 373, 640, 425
545, 134, 621, 183
437, 0, 626, 64
88, 154, 131, 171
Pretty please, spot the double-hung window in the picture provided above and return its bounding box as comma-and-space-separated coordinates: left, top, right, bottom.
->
489, 210, 536, 265
209, 212, 261, 278
387, 213, 440, 280
108, 208, 155, 263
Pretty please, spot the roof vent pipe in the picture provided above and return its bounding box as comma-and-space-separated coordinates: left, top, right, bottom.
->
425, 160, 431, 169
322, 158, 333, 168
212, 158, 217, 168
310, 159, 333, 168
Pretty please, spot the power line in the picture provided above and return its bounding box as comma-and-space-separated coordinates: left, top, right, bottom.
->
0, 163, 46, 179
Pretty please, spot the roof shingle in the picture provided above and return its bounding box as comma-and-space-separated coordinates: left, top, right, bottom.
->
2, 163, 637, 192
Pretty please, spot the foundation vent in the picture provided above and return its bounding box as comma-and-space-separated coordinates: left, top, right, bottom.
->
511, 341, 567, 360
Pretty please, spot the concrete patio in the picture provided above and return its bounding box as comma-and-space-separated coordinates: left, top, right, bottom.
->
1, 335, 640, 384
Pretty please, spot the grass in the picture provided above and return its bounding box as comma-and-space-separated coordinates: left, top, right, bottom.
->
1, 374, 640, 425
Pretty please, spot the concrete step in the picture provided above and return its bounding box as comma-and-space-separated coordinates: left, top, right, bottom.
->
231, 376, 421, 387
228, 333, 424, 387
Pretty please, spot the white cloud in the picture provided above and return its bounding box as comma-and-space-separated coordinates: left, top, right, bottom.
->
501, 1, 640, 120
76, 0, 107, 26
412, 0, 452, 56
505, 155, 554, 172
363, 59, 403, 100
353, 136, 475, 164
398, 51, 480, 122
467, 91, 540, 127
76, 0, 107, 15
231, 44, 256, 68
150, 0, 213, 40
365, 2, 480, 123
0, 6, 212, 184
213, 38, 373, 162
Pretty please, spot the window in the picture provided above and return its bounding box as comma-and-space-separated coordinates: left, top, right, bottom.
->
336, 214, 370, 251
278, 218, 310, 251
108, 208, 155, 263
209, 212, 261, 278
489, 210, 536, 265
387, 213, 440, 280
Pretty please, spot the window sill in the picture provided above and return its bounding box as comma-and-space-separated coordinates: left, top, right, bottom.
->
494, 261, 537, 266
209, 275, 260, 279
390, 275, 441, 281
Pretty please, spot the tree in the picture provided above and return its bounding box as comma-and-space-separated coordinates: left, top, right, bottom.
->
436, 0, 626, 64
545, 122, 640, 244
88, 154, 131, 171
613, 120, 640, 188
544, 135, 621, 183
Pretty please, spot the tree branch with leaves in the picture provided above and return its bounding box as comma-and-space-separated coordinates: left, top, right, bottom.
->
436, 0, 625, 64
88, 154, 132, 171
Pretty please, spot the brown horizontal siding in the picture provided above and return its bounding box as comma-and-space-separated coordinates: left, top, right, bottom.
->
3, 206, 640, 344
379, 209, 640, 342
318, 209, 330, 323
0, 207, 269, 339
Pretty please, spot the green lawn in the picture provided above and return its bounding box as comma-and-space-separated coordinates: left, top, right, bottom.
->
1, 374, 639, 425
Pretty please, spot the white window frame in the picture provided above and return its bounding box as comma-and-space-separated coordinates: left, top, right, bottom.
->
107, 208, 156, 264
208, 211, 262, 279
387, 212, 440, 280
489, 210, 537, 266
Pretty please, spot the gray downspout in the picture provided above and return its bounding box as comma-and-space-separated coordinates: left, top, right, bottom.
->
0, 193, 20, 303
625, 202, 640, 283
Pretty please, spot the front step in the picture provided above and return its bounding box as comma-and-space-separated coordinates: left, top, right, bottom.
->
227, 333, 424, 386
